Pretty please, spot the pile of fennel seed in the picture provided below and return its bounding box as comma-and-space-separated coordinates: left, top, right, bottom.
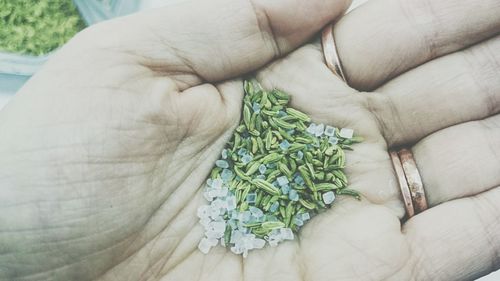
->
197, 80, 362, 257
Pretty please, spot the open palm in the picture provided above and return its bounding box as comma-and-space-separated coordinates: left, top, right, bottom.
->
0, 0, 499, 280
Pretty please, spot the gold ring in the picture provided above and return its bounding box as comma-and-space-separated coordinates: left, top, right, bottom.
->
321, 23, 347, 83
390, 150, 415, 218
398, 148, 428, 214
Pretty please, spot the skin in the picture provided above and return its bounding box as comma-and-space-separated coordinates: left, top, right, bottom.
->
0, 0, 499, 280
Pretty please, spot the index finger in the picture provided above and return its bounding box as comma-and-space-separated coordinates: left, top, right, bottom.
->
67, 0, 352, 90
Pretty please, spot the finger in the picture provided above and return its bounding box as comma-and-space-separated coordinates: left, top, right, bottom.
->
402, 186, 500, 281
367, 35, 500, 146
70, 0, 352, 89
412, 113, 500, 207
334, 0, 500, 90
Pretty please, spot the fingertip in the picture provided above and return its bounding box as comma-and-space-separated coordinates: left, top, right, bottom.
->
250, 0, 353, 52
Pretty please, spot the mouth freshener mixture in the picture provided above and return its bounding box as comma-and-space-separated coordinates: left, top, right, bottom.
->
197, 80, 362, 257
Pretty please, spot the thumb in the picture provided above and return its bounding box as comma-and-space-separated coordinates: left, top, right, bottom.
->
73, 0, 351, 87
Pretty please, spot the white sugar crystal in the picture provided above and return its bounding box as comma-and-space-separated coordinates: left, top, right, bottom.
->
315, 123, 325, 137
301, 212, 310, 221
296, 151, 304, 160
306, 123, 316, 134
269, 240, 279, 247
241, 154, 253, 164
226, 196, 237, 211
253, 238, 266, 249
259, 164, 267, 174
207, 238, 219, 247
212, 199, 228, 213
206, 178, 213, 187
252, 102, 261, 113
237, 220, 245, 230
209, 206, 221, 219
228, 219, 237, 229
267, 229, 283, 244
246, 193, 256, 204
249, 206, 263, 218
288, 189, 299, 201
218, 187, 229, 197
221, 169, 233, 182
242, 211, 251, 222
243, 235, 255, 249
207, 188, 218, 198
339, 128, 354, 139
238, 211, 251, 222
215, 160, 230, 169
231, 211, 239, 220
277, 176, 289, 186
269, 202, 280, 212
212, 179, 223, 189
280, 228, 294, 240
218, 200, 228, 209
211, 221, 226, 232
324, 125, 336, 137
239, 226, 250, 234
206, 229, 223, 239
294, 175, 305, 185
210, 198, 227, 210
322, 191, 336, 204
237, 148, 247, 156
203, 191, 214, 202
293, 217, 303, 226
281, 184, 290, 195
198, 238, 211, 254
231, 245, 244, 255
268, 235, 282, 245
246, 232, 256, 240
199, 217, 211, 228
269, 229, 280, 237
328, 136, 339, 145
279, 140, 291, 150
231, 230, 243, 244
212, 199, 223, 209
197, 205, 210, 219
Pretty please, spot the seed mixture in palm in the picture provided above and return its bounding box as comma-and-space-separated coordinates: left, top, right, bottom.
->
198, 80, 362, 257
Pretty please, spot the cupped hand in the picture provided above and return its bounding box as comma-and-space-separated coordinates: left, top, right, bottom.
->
0, 0, 499, 281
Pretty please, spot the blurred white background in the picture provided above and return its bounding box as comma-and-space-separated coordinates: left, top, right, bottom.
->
0, 94, 8, 109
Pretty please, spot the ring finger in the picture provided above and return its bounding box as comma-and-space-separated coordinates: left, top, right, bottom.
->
411, 113, 500, 207
334, 0, 500, 90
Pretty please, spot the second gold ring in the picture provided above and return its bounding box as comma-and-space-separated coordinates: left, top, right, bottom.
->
321, 23, 347, 83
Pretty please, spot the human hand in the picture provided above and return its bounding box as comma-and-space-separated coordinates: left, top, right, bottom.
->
0, 0, 499, 281
0, 0, 352, 280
